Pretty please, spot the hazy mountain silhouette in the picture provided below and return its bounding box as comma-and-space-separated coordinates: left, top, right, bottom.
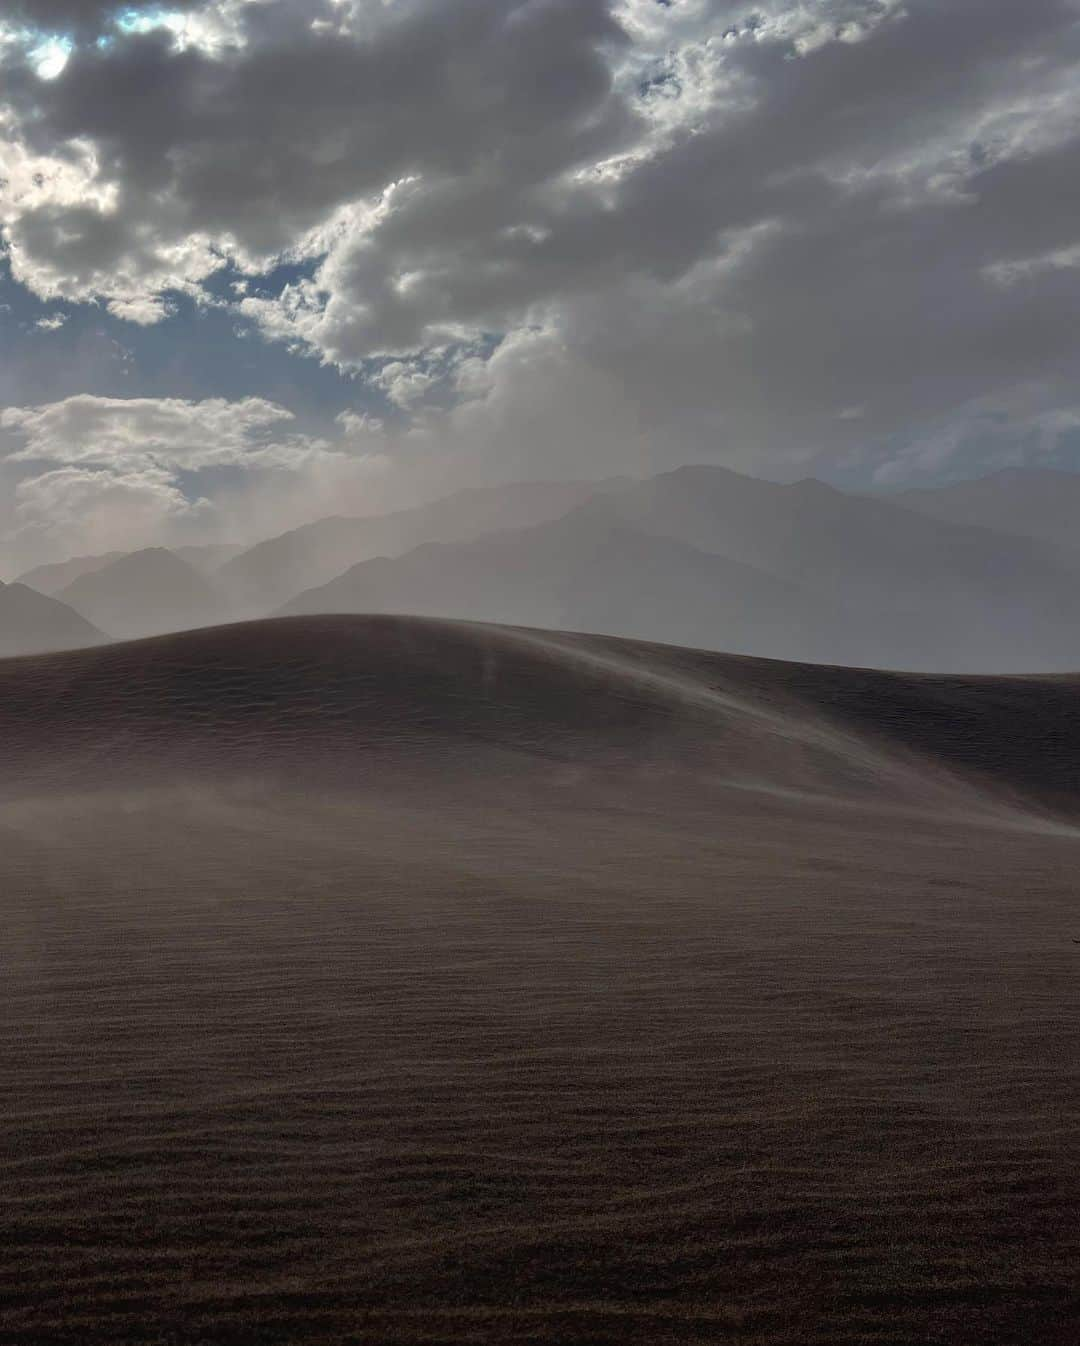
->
574, 466, 1080, 668
280, 466, 1080, 672
281, 513, 842, 663
218, 477, 628, 615
17, 550, 129, 596
20, 541, 241, 596
0, 580, 108, 657
14, 466, 1080, 671
895, 467, 1080, 554
173, 542, 246, 574
57, 547, 229, 641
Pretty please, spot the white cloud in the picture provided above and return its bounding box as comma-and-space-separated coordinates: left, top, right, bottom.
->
371, 360, 438, 409
12, 463, 206, 558
1, 394, 309, 469
0, 392, 395, 572
105, 294, 176, 325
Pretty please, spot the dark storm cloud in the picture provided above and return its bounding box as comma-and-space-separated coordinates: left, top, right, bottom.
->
5, 0, 631, 270
5, 1, 202, 31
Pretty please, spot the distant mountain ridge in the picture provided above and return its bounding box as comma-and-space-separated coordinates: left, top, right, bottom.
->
281, 510, 842, 664
18, 541, 242, 596
216, 477, 630, 615
0, 581, 108, 658
281, 465, 1080, 673
895, 467, 1080, 553
16, 550, 129, 597
174, 543, 246, 574
57, 548, 229, 641
8, 465, 1080, 672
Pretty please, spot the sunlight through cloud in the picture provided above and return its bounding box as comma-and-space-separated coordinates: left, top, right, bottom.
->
30, 35, 73, 79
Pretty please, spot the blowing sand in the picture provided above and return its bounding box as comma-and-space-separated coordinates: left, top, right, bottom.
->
1, 616, 1077, 1344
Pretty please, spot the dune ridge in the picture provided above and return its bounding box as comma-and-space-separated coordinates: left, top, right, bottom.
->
2, 614, 1078, 820
1, 616, 1078, 1346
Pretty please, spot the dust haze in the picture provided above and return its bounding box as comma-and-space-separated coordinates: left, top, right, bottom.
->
3, 616, 1079, 1344
8, 464, 1080, 673
3, 4, 1080, 1345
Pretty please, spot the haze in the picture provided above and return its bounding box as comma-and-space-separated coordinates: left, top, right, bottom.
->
2, 5, 1079, 1346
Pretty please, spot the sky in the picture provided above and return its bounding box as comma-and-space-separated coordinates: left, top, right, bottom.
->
2, 0, 1080, 573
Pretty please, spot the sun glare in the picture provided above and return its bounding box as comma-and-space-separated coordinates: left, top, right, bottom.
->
117, 8, 188, 38
31, 36, 73, 80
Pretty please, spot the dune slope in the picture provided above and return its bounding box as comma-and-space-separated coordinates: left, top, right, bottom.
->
1, 616, 1078, 1346
2, 614, 1080, 813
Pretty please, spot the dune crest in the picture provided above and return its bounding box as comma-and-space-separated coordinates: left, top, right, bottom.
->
2, 615, 1077, 825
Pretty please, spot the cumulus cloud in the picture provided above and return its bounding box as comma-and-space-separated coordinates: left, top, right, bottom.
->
2, 393, 308, 467
2, 0, 1080, 555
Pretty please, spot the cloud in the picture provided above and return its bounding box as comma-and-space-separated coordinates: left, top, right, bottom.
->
2, 0, 1080, 518
11, 463, 205, 561
873, 390, 1080, 486
1, 1, 634, 313
5, 2, 205, 28
1, 393, 307, 468
0, 393, 392, 572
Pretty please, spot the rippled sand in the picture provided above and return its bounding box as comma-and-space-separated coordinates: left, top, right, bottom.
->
1, 617, 1077, 1344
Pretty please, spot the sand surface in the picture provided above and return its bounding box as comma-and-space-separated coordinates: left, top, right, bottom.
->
1, 616, 1078, 1344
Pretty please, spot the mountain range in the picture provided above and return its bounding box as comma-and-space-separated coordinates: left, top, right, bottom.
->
18, 541, 245, 598
56, 547, 231, 642
5, 465, 1080, 670
280, 466, 1080, 671
896, 466, 1080, 554
216, 477, 627, 615
0, 581, 108, 659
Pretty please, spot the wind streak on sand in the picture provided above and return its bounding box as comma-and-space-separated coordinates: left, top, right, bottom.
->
0, 616, 1078, 1346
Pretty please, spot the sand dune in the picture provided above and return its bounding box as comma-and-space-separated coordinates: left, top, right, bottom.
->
3, 614, 1079, 815
2, 617, 1078, 1345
